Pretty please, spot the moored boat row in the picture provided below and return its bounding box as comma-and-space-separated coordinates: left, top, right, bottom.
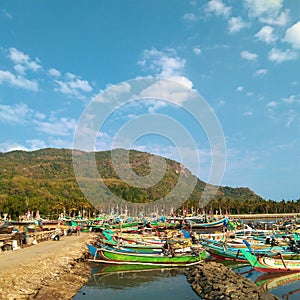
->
85, 214, 300, 275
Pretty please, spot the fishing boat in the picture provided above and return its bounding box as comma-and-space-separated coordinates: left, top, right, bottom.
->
101, 229, 200, 254
201, 238, 300, 262
241, 249, 300, 273
100, 230, 165, 247
183, 217, 226, 232
113, 232, 165, 246
201, 238, 283, 261
86, 244, 205, 267
0, 223, 14, 234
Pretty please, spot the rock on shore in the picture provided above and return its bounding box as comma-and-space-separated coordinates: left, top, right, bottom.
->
185, 261, 279, 300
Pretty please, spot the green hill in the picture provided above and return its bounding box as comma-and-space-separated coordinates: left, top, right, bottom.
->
0, 148, 275, 218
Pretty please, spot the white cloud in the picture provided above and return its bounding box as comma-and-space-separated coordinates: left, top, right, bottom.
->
54, 74, 93, 99
236, 86, 244, 92
34, 117, 76, 136
182, 13, 198, 22
286, 115, 294, 128
284, 22, 300, 49
0, 69, 39, 91
241, 50, 257, 61
193, 47, 202, 55
47, 137, 73, 149
228, 17, 248, 34
244, 111, 253, 116
34, 112, 46, 120
169, 76, 193, 89
14, 64, 26, 75
0, 48, 41, 91
26, 139, 47, 150
283, 109, 296, 128
267, 101, 277, 108
137, 48, 197, 108
254, 69, 268, 76
147, 100, 168, 113
0, 140, 47, 153
0, 101, 76, 140
205, 0, 231, 18
0, 103, 31, 124
48, 68, 61, 77
0, 142, 28, 153
255, 26, 277, 44
2, 9, 13, 19
8, 48, 41, 72
8, 48, 28, 64
260, 10, 289, 27
268, 48, 298, 63
245, 0, 289, 26
137, 77, 195, 106
69, 78, 93, 92
282, 95, 295, 104
138, 48, 186, 78
66, 72, 77, 80
245, 0, 282, 17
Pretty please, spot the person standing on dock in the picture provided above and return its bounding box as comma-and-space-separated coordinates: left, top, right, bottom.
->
223, 216, 229, 233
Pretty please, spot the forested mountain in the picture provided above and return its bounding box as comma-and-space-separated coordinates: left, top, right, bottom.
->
0, 148, 298, 218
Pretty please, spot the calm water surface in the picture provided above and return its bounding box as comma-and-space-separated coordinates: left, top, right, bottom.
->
234, 264, 300, 300
73, 264, 199, 300
73, 262, 300, 300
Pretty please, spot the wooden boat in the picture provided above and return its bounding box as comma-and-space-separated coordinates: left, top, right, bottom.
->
99, 243, 164, 255
114, 233, 165, 246
101, 230, 166, 247
102, 230, 200, 254
0, 224, 14, 234
150, 221, 180, 231
201, 239, 300, 262
183, 217, 226, 232
241, 249, 300, 273
86, 244, 205, 267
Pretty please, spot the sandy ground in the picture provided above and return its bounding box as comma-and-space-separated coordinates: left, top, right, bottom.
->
0, 232, 95, 300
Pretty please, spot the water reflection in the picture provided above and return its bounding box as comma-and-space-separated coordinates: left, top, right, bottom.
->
73, 261, 300, 300
73, 263, 199, 300
87, 264, 182, 289
231, 264, 300, 300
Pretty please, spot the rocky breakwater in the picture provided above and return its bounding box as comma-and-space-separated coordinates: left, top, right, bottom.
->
0, 232, 96, 300
185, 261, 279, 300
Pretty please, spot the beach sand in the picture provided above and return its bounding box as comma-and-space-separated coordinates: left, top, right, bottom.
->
0, 232, 95, 300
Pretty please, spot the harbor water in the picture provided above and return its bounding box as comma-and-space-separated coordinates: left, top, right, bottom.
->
73, 262, 300, 300
73, 264, 199, 300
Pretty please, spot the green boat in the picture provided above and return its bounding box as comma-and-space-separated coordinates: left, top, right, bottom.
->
202, 238, 300, 262
87, 244, 205, 267
241, 249, 300, 273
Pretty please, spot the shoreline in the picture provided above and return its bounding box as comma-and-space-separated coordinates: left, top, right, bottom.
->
0, 232, 96, 300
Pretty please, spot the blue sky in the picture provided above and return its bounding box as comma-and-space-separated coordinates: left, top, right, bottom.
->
1, 0, 300, 201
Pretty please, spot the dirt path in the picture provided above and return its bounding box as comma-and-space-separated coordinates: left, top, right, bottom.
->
0, 232, 96, 300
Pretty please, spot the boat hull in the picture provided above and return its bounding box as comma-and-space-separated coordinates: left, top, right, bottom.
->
87, 244, 202, 267
241, 249, 300, 273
